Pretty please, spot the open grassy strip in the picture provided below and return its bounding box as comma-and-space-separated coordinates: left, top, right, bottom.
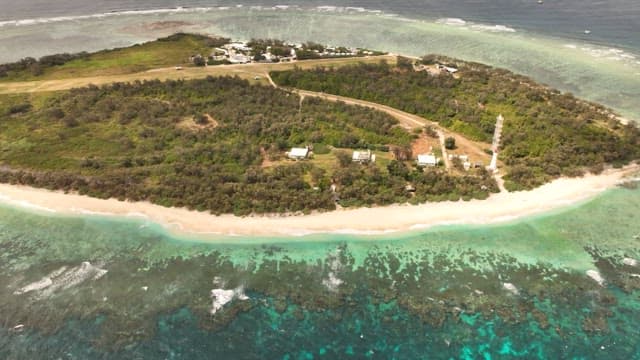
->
0, 55, 397, 95
0, 34, 225, 82
0, 76, 497, 215
270, 58, 640, 190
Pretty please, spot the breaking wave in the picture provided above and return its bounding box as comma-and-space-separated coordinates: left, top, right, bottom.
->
0, 4, 390, 28
14, 262, 108, 300
210, 285, 249, 314
437, 17, 516, 33
436, 18, 467, 26
0, 7, 221, 27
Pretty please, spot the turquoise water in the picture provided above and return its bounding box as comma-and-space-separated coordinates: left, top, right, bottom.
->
1, 4, 640, 358
0, 8, 639, 121
1, 183, 639, 358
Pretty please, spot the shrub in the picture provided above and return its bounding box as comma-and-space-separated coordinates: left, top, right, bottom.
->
8, 103, 32, 115
444, 136, 456, 150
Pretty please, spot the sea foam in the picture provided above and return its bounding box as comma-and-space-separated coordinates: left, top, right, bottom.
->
586, 270, 605, 286
436, 18, 467, 26
502, 282, 519, 295
437, 17, 516, 33
14, 262, 107, 299
322, 248, 344, 292
210, 286, 249, 314
471, 24, 516, 33
0, 6, 219, 28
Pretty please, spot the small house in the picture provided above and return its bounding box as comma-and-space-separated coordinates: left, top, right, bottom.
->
228, 54, 251, 64
211, 48, 228, 61
437, 64, 458, 74
287, 147, 309, 160
417, 154, 438, 167
352, 150, 375, 164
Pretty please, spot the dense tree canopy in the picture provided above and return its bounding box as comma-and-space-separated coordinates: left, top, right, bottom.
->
0, 76, 496, 214
271, 59, 640, 190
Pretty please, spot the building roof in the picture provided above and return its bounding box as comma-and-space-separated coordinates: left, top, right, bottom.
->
417, 154, 438, 165
289, 147, 309, 158
229, 54, 251, 63
438, 64, 459, 73
352, 150, 372, 161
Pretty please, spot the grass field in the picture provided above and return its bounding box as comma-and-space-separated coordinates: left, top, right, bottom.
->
0, 55, 396, 94
0, 34, 220, 82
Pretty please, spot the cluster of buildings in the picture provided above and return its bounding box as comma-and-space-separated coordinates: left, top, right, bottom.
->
196, 41, 296, 65
287, 146, 442, 168
309, 46, 374, 58
287, 146, 483, 173
286, 147, 377, 164
190, 40, 378, 66
210, 42, 258, 64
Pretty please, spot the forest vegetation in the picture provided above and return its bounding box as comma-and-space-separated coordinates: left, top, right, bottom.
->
0, 76, 497, 215
271, 58, 640, 190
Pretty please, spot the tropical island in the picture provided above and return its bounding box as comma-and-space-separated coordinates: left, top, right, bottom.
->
0, 33, 638, 235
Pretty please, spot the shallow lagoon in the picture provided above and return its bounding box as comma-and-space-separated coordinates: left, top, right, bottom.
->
1, 5, 640, 358
0, 7, 639, 121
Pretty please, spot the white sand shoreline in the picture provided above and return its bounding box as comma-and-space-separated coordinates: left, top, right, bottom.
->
0, 165, 637, 238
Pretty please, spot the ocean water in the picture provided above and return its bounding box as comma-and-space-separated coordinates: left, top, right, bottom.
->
1, 0, 639, 49
0, 5, 639, 121
1, 1, 640, 358
1, 183, 640, 358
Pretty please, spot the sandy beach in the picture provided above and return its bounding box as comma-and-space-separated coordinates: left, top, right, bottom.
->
0, 165, 637, 238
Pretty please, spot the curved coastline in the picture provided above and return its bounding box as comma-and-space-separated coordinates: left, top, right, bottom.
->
0, 165, 636, 239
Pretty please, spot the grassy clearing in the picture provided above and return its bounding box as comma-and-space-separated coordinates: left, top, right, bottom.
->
1, 34, 218, 82
0, 55, 395, 95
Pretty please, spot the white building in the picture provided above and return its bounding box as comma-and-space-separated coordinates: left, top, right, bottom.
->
287, 147, 309, 160
417, 154, 438, 167
211, 47, 229, 60
228, 54, 251, 64
438, 64, 459, 74
352, 150, 376, 164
